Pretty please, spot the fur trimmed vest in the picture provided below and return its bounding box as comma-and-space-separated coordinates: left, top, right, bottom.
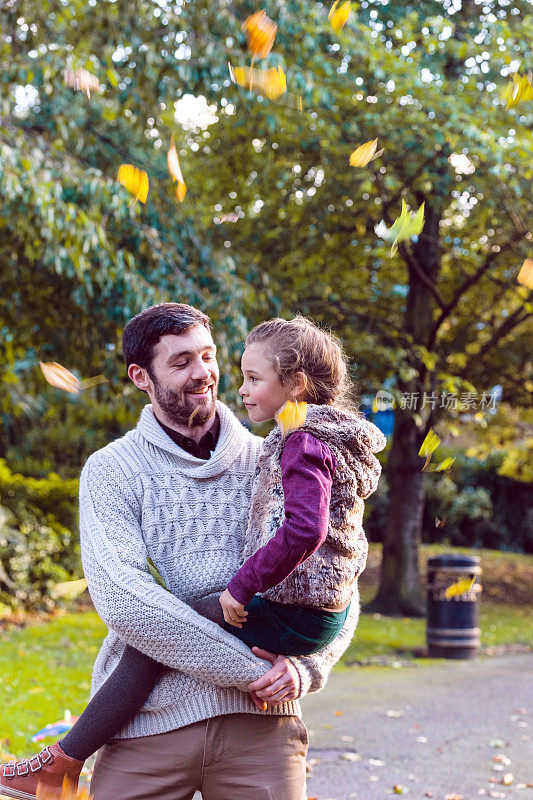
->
241, 405, 387, 610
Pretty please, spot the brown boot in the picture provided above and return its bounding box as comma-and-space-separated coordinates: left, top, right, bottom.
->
0, 742, 84, 800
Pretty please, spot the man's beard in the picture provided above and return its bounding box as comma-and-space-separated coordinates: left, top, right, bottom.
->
153, 379, 218, 428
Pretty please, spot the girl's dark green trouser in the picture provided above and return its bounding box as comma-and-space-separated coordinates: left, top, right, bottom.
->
224, 595, 351, 656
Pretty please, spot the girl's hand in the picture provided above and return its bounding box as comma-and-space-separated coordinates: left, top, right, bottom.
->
219, 589, 248, 628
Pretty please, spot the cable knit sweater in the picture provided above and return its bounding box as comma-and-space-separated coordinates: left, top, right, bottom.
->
79, 401, 361, 739
241, 405, 387, 609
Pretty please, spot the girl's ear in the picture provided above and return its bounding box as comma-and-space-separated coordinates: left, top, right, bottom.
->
291, 371, 308, 400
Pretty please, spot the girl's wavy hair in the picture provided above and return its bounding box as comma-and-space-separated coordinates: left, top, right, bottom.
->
245, 315, 359, 412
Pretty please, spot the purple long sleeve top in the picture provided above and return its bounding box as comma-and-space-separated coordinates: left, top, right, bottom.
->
227, 431, 337, 606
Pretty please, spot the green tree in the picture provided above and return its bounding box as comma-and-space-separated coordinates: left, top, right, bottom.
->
1, 1, 531, 613
176, 0, 533, 612
0, 0, 253, 457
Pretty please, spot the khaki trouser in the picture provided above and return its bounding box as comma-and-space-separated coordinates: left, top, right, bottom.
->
90, 713, 308, 800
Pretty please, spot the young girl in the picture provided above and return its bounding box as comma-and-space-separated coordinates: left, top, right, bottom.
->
0, 316, 386, 799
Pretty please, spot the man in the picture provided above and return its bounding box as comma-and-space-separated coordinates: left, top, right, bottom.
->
67, 304, 360, 799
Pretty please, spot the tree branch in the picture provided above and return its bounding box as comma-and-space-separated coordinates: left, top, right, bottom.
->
458, 301, 532, 377
428, 231, 525, 350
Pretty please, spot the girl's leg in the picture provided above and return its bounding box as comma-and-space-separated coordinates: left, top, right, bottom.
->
60, 645, 166, 760
61, 591, 223, 761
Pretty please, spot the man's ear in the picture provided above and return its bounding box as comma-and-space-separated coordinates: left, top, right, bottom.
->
128, 364, 151, 393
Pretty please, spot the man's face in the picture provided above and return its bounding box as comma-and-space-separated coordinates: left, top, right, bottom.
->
147, 326, 219, 428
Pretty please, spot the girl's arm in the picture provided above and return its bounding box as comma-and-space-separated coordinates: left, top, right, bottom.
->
227, 431, 336, 605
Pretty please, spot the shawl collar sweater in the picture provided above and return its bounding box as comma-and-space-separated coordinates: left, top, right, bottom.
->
79, 402, 360, 739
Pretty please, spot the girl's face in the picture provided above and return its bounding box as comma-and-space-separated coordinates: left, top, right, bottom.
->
239, 343, 293, 423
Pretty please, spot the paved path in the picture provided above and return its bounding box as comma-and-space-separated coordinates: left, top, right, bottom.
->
301, 653, 532, 800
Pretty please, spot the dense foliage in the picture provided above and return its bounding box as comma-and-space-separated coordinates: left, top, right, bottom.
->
0, 460, 80, 613
1, 0, 531, 613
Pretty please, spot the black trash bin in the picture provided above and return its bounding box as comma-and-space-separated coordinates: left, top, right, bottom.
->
426, 554, 482, 658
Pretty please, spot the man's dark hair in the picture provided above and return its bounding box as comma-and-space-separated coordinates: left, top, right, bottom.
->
122, 303, 211, 374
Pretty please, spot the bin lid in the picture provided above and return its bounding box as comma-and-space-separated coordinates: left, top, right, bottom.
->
427, 553, 481, 569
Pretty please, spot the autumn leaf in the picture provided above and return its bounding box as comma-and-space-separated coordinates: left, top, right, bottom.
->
517, 258, 533, 289
349, 138, 383, 167
241, 10, 277, 60
117, 164, 149, 204
40, 362, 80, 394
64, 67, 99, 98
51, 578, 88, 600
329, 0, 352, 31
418, 428, 441, 471
167, 138, 187, 202
503, 72, 533, 108
147, 556, 168, 589
444, 577, 475, 599
387, 199, 425, 255
435, 456, 456, 472
37, 775, 91, 800
275, 400, 308, 436
230, 63, 287, 100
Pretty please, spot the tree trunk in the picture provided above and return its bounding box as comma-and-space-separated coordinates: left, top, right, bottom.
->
366, 408, 426, 615
367, 199, 444, 616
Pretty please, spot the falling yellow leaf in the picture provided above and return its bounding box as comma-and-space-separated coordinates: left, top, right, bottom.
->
51, 578, 88, 600
79, 375, 108, 390
444, 577, 475, 599
517, 258, 533, 289
117, 164, 149, 204
167, 138, 187, 202
435, 456, 456, 472
64, 67, 100, 98
329, 0, 352, 31
387, 199, 425, 255
242, 10, 277, 59
418, 428, 441, 470
349, 138, 384, 167
40, 362, 80, 394
503, 72, 533, 108
37, 775, 92, 800
230, 63, 287, 100
275, 400, 308, 436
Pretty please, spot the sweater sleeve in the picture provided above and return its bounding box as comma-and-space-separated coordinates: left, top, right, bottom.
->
289, 598, 360, 698
227, 432, 336, 606
79, 452, 270, 693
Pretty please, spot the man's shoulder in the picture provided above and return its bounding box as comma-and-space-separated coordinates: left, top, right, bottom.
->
81, 429, 141, 480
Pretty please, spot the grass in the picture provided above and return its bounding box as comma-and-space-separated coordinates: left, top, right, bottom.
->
0, 546, 531, 759
0, 612, 105, 759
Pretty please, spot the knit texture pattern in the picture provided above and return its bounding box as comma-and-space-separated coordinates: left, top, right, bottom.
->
80, 402, 361, 739
243, 405, 387, 609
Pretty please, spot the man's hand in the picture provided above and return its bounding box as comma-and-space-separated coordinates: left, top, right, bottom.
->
219, 589, 248, 628
247, 647, 301, 708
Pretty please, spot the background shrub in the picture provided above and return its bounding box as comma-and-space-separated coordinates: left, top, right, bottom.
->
0, 460, 80, 613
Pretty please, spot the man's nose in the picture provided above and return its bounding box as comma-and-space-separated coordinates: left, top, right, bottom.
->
191, 358, 211, 381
